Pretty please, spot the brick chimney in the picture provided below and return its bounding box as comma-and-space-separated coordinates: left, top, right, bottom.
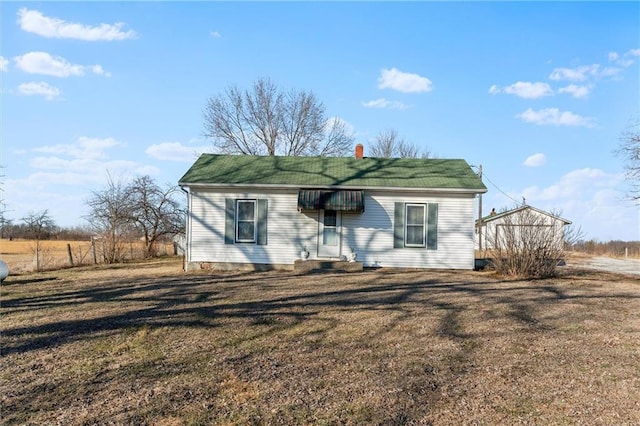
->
355, 143, 364, 159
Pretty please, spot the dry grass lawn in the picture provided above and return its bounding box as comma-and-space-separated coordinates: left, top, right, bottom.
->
1, 258, 639, 425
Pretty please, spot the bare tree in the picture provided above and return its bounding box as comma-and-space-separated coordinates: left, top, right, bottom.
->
204, 77, 354, 156
281, 89, 324, 156
616, 119, 640, 201
86, 174, 185, 263
319, 117, 356, 157
368, 129, 428, 158
21, 210, 56, 240
85, 175, 135, 264
128, 176, 185, 258
0, 216, 12, 239
21, 210, 56, 271
563, 223, 586, 250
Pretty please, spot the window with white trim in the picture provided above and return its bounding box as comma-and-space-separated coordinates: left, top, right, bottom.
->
405, 204, 426, 247
225, 198, 268, 245
236, 200, 256, 243
394, 202, 438, 250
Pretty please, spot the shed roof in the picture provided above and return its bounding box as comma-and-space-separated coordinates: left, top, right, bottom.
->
179, 154, 487, 193
479, 205, 572, 225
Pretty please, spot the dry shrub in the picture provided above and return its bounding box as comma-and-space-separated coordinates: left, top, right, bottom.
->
488, 208, 565, 278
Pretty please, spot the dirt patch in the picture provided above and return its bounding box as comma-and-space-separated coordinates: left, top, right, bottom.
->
2, 258, 639, 424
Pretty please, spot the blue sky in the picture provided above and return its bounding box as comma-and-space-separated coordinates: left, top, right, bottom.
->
1, 2, 639, 241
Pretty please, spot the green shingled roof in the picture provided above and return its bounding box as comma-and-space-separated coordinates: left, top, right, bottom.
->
179, 154, 487, 192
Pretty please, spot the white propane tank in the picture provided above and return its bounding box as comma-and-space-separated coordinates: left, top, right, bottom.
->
0, 259, 9, 282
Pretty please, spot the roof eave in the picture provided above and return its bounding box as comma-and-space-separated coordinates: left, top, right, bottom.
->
179, 182, 488, 194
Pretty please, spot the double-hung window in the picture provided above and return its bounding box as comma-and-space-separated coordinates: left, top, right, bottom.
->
236, 200, 256, 243
405, 204, 426, 247
394, 202, 438, 249
225, 198, 268, 245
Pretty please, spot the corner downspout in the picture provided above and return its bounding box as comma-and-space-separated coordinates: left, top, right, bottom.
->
180, 185, 190, 271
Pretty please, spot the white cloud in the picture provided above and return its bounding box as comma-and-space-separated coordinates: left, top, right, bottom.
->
4, 136, 162, 228
210, 31, 221, 38
523, 153, 546, 167
549, 63, 622, 81
609, 48, 640, 67
91, 65, 111, 77
519, 168, 638, 241
558, 84, 591, 99
549, 64, 599, 81
377, 67, 432, 93
489, 81, 553, 99
3, 175, 90, 226
33, 136, 122, 160
29, 156, 157, 178
516, 108, 595, 127
17, 8, 136, 41
0, 56, 8, 72
146, 142, 210, 162
14, 51, 110, 77
523, 168, 619, 201
488, 168, 637, 241
598, 66, 622, 78
17, 81, 62, 100
361, 98, 409, 110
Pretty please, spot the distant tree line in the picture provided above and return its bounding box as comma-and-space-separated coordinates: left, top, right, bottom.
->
0, 221, 92, 241
570, 239, 640, 258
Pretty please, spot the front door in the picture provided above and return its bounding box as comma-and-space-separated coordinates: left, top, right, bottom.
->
317, 210, 341, 258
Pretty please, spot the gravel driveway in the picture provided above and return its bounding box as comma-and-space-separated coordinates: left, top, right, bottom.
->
571, 256, 640, 276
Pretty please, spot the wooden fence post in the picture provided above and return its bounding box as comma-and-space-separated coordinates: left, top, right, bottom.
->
67, 243, 74, 267
35, 240, 41, 272
91, 237, 98, 264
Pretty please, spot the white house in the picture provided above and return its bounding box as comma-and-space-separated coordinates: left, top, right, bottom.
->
476, 205, 572, 251
178, 146, 487, 271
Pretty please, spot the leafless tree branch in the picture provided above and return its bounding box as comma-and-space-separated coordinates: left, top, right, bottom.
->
204, 77, 353, 156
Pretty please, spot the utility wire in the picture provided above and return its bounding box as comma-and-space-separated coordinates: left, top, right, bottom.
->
471, 165, 524, 207
483, 172, 524, 206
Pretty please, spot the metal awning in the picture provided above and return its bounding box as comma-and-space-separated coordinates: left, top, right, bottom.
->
297, 190, 365, 212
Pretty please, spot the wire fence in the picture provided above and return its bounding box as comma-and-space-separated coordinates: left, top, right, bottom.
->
1, 239, 180, 274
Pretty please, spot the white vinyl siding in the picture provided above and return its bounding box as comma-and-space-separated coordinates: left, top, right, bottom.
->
340, 192, 475, 269
186, 188, 477, 269
188, 189, 315, 265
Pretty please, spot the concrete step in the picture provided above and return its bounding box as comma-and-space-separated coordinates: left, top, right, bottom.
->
294, 259, 363, 273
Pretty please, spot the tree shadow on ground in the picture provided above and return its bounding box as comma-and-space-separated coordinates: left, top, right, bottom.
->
3, 268, 638, 358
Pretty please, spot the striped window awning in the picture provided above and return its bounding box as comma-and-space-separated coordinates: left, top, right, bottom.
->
297, 190, 365, 213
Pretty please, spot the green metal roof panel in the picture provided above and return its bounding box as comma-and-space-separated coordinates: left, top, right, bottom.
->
179, 154, 487, 191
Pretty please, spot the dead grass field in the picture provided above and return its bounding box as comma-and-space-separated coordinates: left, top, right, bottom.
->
1, 258, 639, 425
0, 239, 175, 274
